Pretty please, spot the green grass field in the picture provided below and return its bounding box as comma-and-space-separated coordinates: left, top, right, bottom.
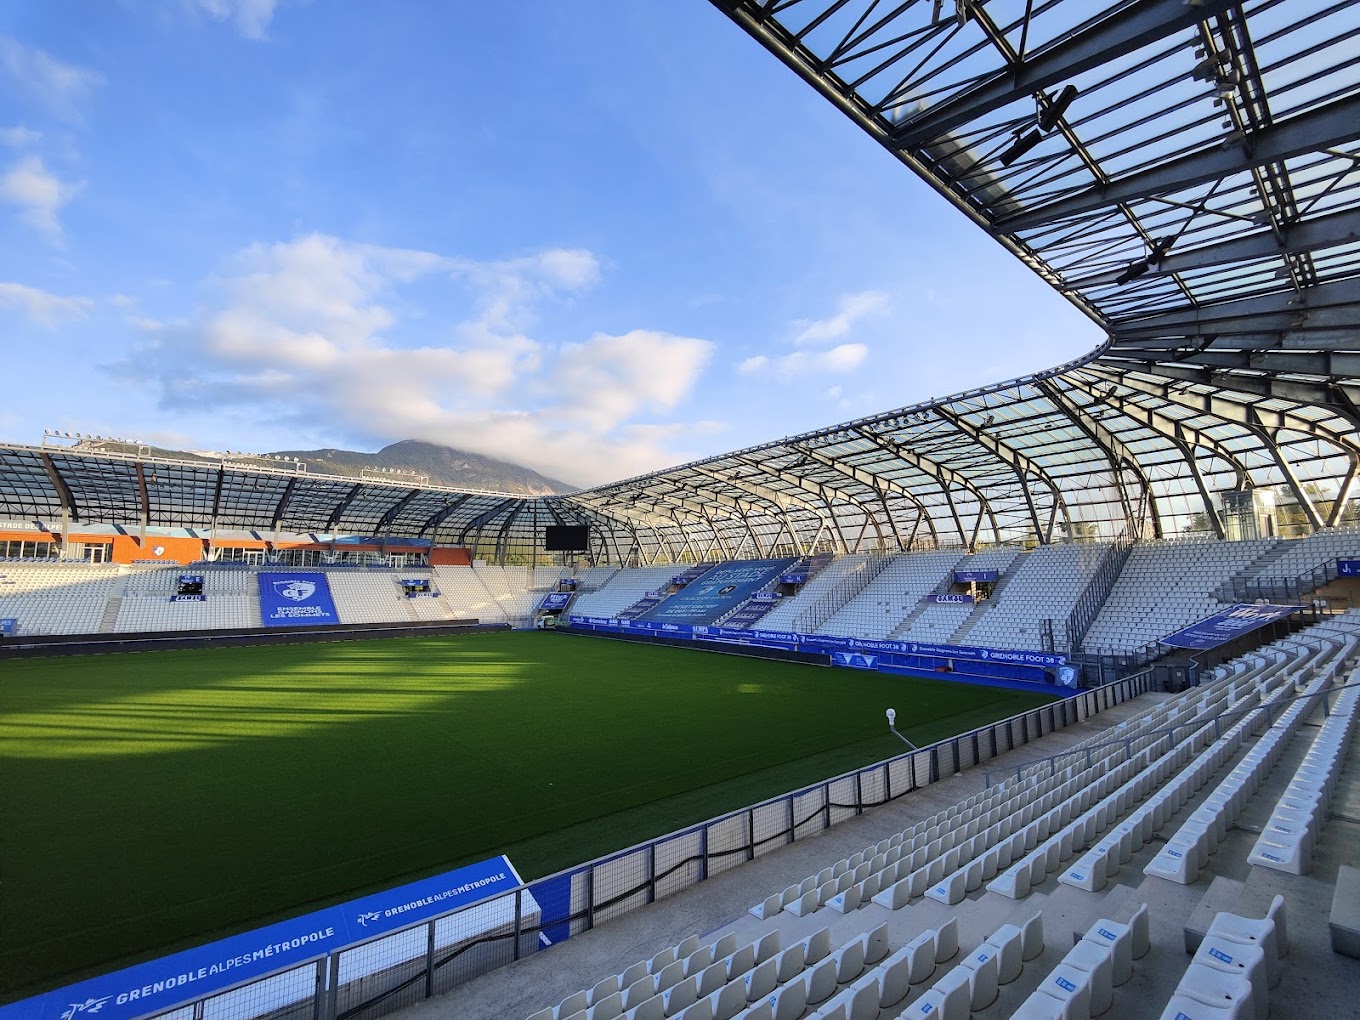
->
0, 631, 1056, 997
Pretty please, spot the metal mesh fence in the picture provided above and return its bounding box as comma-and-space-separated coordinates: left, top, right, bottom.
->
131, 676, 1149, 1020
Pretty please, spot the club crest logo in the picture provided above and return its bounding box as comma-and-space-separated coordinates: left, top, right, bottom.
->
152, 545, 165, 557
356, 910, 382, 927
63, 998, 112, 1020
275, 580, 316, 602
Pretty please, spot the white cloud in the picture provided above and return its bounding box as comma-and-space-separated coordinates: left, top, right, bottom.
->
0, 37, 103, 122
0, 125, 41, 147
0, 281, 92, 325
740, 292, 879, 382
126, 234, 716, 486
739, 343, 868, 379
791, 290, 889, 347
189, 0, 280, 40
0, 155, 82, 240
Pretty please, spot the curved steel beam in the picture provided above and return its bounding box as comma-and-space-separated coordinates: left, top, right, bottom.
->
850, 424, 999, 546
886, 0, 1239, 149
789, 441, 940, 549
1034, 376, 1162, 538
924, 409, 1065, 543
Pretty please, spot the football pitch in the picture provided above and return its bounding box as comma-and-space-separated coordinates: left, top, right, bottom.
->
0, 631, 1057, 997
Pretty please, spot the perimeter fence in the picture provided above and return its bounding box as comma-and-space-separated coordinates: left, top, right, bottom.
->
123, 674, 1149, 1020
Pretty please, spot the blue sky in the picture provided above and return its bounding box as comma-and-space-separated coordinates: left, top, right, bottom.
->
0, 0, 1100, 488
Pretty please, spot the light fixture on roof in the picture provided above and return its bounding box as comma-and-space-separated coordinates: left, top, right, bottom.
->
1114, 236, 1174, 286
1037, 85, 1078, 133
1000, 129, 1042, 167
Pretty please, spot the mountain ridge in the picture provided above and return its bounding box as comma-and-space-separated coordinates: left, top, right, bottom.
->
79, 438, 577, 495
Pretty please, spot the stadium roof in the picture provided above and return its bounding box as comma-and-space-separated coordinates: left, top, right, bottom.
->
2, 0, 1358, 564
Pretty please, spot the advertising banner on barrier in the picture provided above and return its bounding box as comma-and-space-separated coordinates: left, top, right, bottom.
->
7, 906, 351, 1020
1337, 559, 1360, 577
0, 857, 520, 1020
926, 594, 974, 604
898, 639, 1065, 667
569, 616, 1064, 669
257, 572, 339, 627
0, 617, 16, 636
640, 558, 795, 625
339, 855, 517, 941
1159, 603, 1303, 650
539, 592, 573, 611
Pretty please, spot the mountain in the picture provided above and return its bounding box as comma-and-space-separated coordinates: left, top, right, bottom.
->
267, 441, 576, 495
79, 438, 576, 495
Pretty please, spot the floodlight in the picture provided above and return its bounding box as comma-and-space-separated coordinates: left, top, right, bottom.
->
1000, 129, 1042, 167
1115, 259, 1151, 285
1037, 85, 1077, 133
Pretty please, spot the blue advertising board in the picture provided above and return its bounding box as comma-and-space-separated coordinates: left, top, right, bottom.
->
567, 616, 1067, 669
954, 569, 998, 583
640, 559, 795, 626
1337, 559, 1360, 577
0, 856, 518, 1020
1160, 603, 1302, 650
339, 855, 517, 940
0, 617, 16, 636
169, 595, 206, 602
781, 572, 809, 585
926, 593, 974, 604
539, 592, 573, 611
257, 572, 340, 627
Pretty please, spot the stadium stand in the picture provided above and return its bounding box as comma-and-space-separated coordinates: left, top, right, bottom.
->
751, 554, 870, 632
570, 565, 684, 620
113, 593, 261, 631
815, 551, 965, 640
328, 572, 416, 624
1248, 528, 1360, 584
1081, 538, 1278, 655
960, 544, 1110, 653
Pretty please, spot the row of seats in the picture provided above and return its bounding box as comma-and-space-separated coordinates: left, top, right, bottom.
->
1248, 678, 1359, 874
986, 669, 1264, 901
1158, 899, 1288, 1019
1141, 663, 1339, 885
1011, 908, 1151, 1018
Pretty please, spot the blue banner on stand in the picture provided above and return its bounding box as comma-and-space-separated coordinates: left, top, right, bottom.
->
0, 617, 16, 636
257, 572, 339, 627
640, 559, 795, 626
539, 592, 573, 611
926, 593, 974, 604
1159, 603, 1302, 650
1337, 559, 1360, 577
953, 569, 998, 583
780, 572, 808, 585
169, 594, 206, 602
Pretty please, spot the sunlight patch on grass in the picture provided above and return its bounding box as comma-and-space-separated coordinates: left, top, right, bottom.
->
0, 667, 527, 758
